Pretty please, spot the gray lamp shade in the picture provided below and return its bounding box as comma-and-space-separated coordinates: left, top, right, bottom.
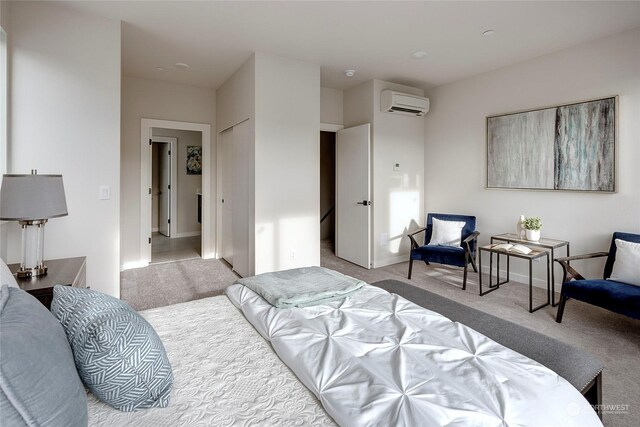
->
0, 174, 68, 221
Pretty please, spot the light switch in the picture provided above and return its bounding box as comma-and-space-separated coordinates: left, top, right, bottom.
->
99, 186, 111, 200
393, 162, 400, 171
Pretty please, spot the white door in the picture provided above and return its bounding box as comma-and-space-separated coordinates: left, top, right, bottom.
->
158, 142, 171, 237
231, 119, 251, 277
220, 127, 233, 264
336, 124, 371, 269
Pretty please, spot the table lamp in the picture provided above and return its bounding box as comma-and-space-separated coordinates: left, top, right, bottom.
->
0, 170, 68, 278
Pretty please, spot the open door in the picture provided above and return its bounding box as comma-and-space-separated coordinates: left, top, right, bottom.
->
158, 142, 171, 237
336, 123, 371, 269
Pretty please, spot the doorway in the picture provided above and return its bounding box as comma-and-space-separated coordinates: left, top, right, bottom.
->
150, 129, 202, 264
320, 131, 336, 252
139, 119, 213, 267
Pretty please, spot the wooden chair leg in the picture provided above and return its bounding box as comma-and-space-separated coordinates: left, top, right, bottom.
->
556, 295, 569, 323
408, 258, 414, 279
463, 264, 468, 291
470, 256, 478, 273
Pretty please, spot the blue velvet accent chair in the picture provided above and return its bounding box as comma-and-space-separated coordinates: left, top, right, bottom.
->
555, 232, 640, 323
407, 213, 480, 290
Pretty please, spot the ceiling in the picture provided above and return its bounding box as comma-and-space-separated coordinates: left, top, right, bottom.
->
60, 1, 640, 91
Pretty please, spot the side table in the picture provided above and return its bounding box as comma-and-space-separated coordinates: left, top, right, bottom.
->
478, 244, 550, 313
491, 233, 569, 306
9, 257, 86, 309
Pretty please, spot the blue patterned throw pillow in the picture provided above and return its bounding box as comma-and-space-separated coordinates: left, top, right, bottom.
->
51, 286, 173, 412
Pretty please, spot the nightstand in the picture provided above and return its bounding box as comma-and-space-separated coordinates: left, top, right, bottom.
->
9, 257, 86, 309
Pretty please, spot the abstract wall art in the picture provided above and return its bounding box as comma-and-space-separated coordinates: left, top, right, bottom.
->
487, 96, 616, 192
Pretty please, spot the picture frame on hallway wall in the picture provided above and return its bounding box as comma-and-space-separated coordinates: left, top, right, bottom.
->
186, 146, 202, 175
486, 96, 617, 192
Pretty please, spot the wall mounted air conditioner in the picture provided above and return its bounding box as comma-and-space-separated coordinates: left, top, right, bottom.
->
380, 90, 430, 117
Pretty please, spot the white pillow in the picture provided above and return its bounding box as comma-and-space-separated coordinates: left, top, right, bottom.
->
428, 218, 466, 247
609, 239, 640, 286
1, 258, 19, 288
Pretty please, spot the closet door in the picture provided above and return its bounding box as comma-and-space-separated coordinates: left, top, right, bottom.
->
220, 128, 233, 264
231, 119, 251, 277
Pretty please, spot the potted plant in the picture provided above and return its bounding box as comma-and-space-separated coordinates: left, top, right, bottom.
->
522, 217, 542, 241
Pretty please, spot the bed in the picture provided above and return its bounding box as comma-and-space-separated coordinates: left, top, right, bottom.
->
85, 270, 602, 427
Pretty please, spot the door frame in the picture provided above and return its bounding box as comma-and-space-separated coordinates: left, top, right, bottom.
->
151, 137, 177, 238
140, 119, 213, 267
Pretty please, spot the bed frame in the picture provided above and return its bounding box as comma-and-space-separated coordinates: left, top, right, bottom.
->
372, 279, 604, 420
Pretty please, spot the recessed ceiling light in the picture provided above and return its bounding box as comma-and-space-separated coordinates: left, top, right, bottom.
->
411, 50, 428, 59
175, 62, 190, 69
483, 29, 495, 36
344, 69, 356, 77
155, 67, 165, 72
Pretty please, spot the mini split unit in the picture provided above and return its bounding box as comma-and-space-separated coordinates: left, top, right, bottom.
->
381, 90, 430, 116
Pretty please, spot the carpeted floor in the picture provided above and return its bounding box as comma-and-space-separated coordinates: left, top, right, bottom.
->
121, 241, 639, 427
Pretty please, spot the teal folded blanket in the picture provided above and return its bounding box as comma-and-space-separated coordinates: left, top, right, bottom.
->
235, 266, 365, 308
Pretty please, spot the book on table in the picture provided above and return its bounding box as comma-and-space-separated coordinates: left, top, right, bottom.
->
492, 243, 532, 255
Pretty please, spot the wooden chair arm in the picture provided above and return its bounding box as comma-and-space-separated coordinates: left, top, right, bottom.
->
554, 252, 609, 283
555, 252, 609, 263
462, 231, 480, 257
407, 227, 427, 250
462, 231, 480, 245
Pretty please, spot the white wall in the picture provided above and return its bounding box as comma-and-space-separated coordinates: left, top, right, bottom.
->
216, 52, 320, 275
344, 79, 425, 268
152, 127, 202, 236
372, 80, 425, 267
321, 87, 343, 126
121, 76, 215, 267
215, 54, 255, 275
5, 2, 121, 296
254, 52, 321, 273
424, 27, 640, 283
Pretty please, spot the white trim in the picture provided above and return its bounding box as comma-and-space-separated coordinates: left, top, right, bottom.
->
173, 231, 202, 238
151, 136, 178, 237
320, 123, 344, 132
140, 119, 213, 268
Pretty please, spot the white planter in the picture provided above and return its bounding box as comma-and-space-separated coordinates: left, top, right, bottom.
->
526, 229, 541, 241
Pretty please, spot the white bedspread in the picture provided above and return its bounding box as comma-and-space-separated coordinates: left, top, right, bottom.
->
87, 296, 336, 427
226, 283, 602, 427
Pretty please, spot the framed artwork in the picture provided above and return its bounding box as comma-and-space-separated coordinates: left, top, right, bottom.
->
186, 146, 202, 175
486, 96, 617, 192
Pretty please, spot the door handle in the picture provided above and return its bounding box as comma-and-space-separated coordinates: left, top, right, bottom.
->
356, 200, 371, 206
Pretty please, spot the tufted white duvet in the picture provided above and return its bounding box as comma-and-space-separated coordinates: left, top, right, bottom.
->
226, 283, 603, 427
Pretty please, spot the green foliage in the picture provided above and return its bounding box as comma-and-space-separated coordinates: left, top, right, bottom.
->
523, 216, 542, 231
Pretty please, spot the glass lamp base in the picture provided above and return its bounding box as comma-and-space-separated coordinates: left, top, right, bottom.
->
16, 265, 48, 279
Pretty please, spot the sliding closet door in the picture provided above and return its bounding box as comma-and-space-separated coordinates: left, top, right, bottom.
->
231, 119, 251, 277
220, 128, 234, 264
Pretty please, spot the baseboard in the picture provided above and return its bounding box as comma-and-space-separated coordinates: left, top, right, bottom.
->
173, 231, 201, 238
373, 254, 409, 269
121, 260, 149, 271
152, 227, 159, 232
